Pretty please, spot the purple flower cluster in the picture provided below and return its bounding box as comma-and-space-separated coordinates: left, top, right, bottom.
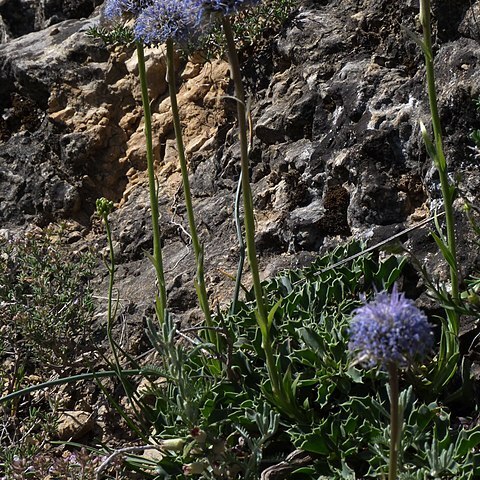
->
348, 285, 433, 368
103, 0, 148, 22
104, 0, 261, 46
134, 0, 201, 46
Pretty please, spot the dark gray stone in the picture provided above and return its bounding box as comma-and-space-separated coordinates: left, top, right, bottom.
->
1, 0, 480, 329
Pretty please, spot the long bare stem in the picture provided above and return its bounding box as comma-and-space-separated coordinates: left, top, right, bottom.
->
221, 16, 290, 412
420, 0, 459, 310
137, 42, 167, 323
419, 0, 460, 391
388, 363, 400, 480
165, 39, 216, 345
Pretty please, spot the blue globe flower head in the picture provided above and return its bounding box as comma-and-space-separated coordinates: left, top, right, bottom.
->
134, 0, 203, 46
103, 0, 149, 23
200, 0, 261, 18
348, 285, 434, 369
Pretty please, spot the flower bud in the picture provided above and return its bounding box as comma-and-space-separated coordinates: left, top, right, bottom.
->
190, 427, 207, 444
183, 461, 207, 475
160, 438, 185, 452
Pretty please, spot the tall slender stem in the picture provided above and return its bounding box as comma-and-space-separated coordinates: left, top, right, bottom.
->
388, 363, 400, 480
221, 17, 267, 322
221, 16, 284, 402
231, 175, 245, 314
419, 0, 460, 391
100, 206, 144, 425
137, 42, 167, 323
420, 0, 459, 310
165, 39, 216, 344
103, 209, 119, 366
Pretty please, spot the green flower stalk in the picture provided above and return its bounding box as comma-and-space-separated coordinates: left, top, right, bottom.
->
135, 0, 216, 343
349, 286, 434, 480
165, 38, 216, 344
95, 198, 117, 358
137, 42, 168, 323
417, 0, 460, 390
96, 197, 147, 435
220, 14, 297, 418
419, 0, 459, 307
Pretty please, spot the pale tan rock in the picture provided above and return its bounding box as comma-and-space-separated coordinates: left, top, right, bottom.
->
125, 46, 168, 101
119, 110, 141, 135
49, 107, 75, 123
181, 61, 202, 80
163, 139, 179, 165
111, 76, 133, 94
56, 411, 95, 441
126, 128, 161, 170
84, 106, 110, 126
185, 133, 208, 155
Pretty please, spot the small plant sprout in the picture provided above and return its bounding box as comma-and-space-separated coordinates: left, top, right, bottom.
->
349, 285, 434, 480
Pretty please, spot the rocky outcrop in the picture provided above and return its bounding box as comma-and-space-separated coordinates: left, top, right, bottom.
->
0, 0, 101, 41
0, 11, 229, 227
0, 0, 479, 325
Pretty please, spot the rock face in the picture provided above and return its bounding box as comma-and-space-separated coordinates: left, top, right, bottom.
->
0, 0, 101, 41
0, 0, 479, 324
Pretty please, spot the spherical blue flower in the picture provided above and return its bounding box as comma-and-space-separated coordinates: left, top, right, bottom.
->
103, 0, 148, 23
134, 0, 203, 46
348, 285, 433, 368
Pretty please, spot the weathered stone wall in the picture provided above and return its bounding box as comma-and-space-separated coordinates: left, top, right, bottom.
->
0, 0, 479, 323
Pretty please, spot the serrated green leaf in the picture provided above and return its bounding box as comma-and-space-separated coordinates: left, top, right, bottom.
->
298, 327, 324, 352
299, 434, 330, 455
454, 428, 480, 457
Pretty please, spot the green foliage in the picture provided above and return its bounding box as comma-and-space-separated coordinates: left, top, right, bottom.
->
86, 24, 135, 45
0, 405, 59, 477
119, 241, 480, 479
89, 0, 297, 59
197, 0, 297, 59
470, 129, 480, 148
0, 229, 95, 369
4, 446, 111, 480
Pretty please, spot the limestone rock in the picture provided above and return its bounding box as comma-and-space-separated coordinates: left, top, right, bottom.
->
0, 0, 99, 40
56, 410, 95, 441
1, 0, 479, 326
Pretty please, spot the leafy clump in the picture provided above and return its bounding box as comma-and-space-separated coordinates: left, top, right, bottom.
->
197, 0, 297, 59
88, 0, 297, 59
122, 242, 480, 479
0, 228, 95, 370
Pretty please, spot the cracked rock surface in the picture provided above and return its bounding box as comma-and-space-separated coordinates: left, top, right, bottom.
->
0, 0, 479, 328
